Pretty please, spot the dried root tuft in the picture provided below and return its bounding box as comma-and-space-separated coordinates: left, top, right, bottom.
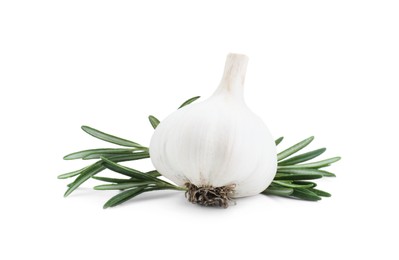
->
185, 183, 235, 208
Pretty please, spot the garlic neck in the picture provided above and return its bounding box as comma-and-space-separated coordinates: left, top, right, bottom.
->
213, 53, 249, 101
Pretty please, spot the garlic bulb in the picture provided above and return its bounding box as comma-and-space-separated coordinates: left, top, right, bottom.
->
149, 53, 277, 207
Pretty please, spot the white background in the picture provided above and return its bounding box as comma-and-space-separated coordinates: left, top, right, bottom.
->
1, 1, 398, 259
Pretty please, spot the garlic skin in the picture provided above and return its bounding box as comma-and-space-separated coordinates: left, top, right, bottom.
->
149, 54, 277, 198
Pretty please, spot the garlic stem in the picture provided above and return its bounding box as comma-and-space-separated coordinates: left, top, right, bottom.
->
214, 53, 249, 99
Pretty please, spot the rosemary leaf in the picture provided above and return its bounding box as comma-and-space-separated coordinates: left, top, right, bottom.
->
94, 182, 154, 190
101, 156, 158, 181
262, 186, 293, 196
272, 180, 315, 189
275, 137, 284, 146
278, 148, 326, 166
277, 168, 328, 175
81, 125, 146, 149
309, 188, 331, 197
292, 181, 317, 187
82, 151, 148, 160
290, 188, 321, 201
274, 173, 323, 180
63, 148, 135, 160
103, 186, 181, 208
178, 96, 201, 109
148, 115, 160, 129
92, 176, 135, 183
95, 152, 150, 161
146, 170, 162, 177
317, 170, 336, 177
103, 187, 147, 209
277, 157, 341, 169
58, 165, 90, 179
277, 136, 314, 161
83, 153, 126, 160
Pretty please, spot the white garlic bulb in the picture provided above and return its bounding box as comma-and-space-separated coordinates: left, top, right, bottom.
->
150, 53, 277, 206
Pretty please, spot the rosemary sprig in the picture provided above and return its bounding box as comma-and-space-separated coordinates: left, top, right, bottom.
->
262, 136, 340, 201
59, 96, 340, 208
